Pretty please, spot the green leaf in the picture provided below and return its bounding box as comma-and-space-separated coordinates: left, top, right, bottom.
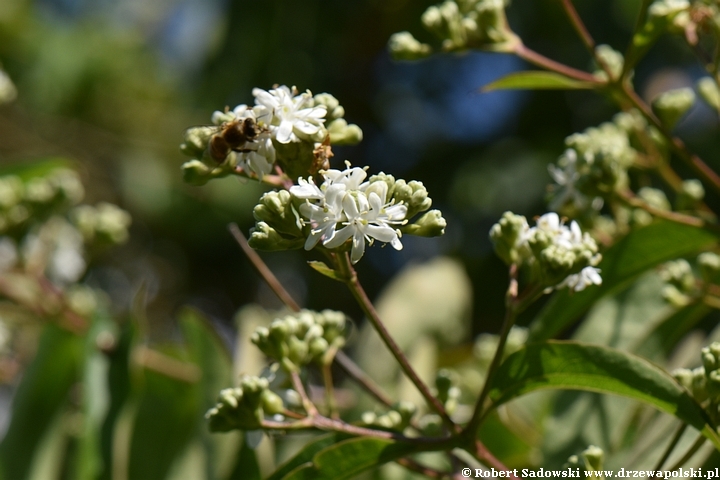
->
482, 71, 596, 92
487, 341, 720, 449
307, 261, 342, 281
529, 221, 719, 341
267, 434, 343, 480
282, 437, 419, 480
75, 310, 116, 480
0, 324, 83, 480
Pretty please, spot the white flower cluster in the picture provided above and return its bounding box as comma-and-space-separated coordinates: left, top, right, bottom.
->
290, 165, 408, 264
528, 213, 602, 292
491, 212, 602, 292
212, 86, 327, 178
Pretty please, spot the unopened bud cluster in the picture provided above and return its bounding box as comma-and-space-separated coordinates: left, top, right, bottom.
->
251, 309, 347, 372
490, 212, 602, 291
388, 0, 518, 60
563, 446, 605, 475
180, 86, 362, 185
660, 252, 720, 307
205, 375, 285, 432
249, 165, 446, 263
361, 401, 417, 431
673, 342, 720, 407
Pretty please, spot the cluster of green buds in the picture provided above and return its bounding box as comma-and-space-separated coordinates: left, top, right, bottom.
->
205, 375, 285, 432
660, 252, 720, 306
71, 203, 132, 245
548, 117, 640, 216
0, 168, 83, 235
249, 165, 446, 264
435, 369, 462, 415
388, 0, 518, 60
180, 85, 362, 185
673, 342, 720, 408
251, 309, 347, 372
563, 446, 605, 477
360, 401, 417, 432
490, 212, 602, 291
697, 77, 720, 113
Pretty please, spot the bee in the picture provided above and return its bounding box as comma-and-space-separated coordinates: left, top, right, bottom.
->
209, 117, 261, 163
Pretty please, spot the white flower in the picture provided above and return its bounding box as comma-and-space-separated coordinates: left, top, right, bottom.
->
253, 86, 327, 143
290, 177, 324, 200
299, 184, 347, 250
325, 191, 407, 264
557, 266, 602, 292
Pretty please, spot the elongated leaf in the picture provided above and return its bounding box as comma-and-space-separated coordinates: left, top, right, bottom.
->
283, 437, 419, 480
487, 341, 720, 449
0, 324, 83, 480
529, 222, 719, 341
267, 434, 343, 480
482, 71, 595, 92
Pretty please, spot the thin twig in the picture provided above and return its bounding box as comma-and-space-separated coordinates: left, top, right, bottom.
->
466, 264, 519, 435
290, 370, 319, 417
616, 191, 711, 230
335, 251, 457, 430
514, 43, 602, 83
228, 223, 301, 312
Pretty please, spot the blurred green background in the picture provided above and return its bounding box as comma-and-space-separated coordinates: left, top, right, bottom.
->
2, 0, 720, 477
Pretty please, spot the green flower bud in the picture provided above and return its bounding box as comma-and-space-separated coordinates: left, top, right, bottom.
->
697, 77, 720, 111
391, 180, 432, 219
308, 337, 329, 359
94, 202, 132, 244
418, 413, 443, 436
260, 389, 285, 415
638, 187, 671, 211
594, 45, 624, 82
180, 126, 216, 159
661, 259, 695, 292
707, 369, 720, 399
582, 445, 604, 472
698, 252, 720, 281
652, 87, 696, 129
248, 222, 305, 251
691, 367, 709, 403
0, 176, 23, 209
401, 209, 446, 237
253, 190, 303, 237
25, 178, 56, 203
326, 118, 363, 145
0, 68, 17, 105
673, 367, 694, 391
388, 31, 433, 61
182, 160, 216, 186
676, 179, 705, 211
312, 93, 344, 121
287, 336, 309, 366
662, 284, 691, 307
489, 211, 529, 265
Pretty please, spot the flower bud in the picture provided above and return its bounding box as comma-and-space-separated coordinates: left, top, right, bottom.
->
401, 209, 446, 237
652, 87, 696, 129
326, 118, 363, 145
391, 180, 432, 219
582, 446, 604, 472
180, 126, 215, 158
248, 222, 305, 251
594, 45, 624, 82
698, 252, 720, 281
489, 211, 529, 265
388, 31, 433, 61
0, 68, 17, 105
676, 179, 704, 210
697, 77, 720, 111
261, 390, 285, 415
253, 190, 303, 237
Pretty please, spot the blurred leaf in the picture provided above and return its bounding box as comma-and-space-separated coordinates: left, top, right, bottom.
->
487, 341, 720, 449
228, 440, 261, 480
27, 411, 70, 480
75, 310, 115, 480
477, 411, 534, 467
267, 434, 343, 480
282, 437, 419, 480
0, 324, 83, 480
482, 71, 595, 92
633, 302, 711, 361
529, 222, 719, 341
0, 158, 77, 180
